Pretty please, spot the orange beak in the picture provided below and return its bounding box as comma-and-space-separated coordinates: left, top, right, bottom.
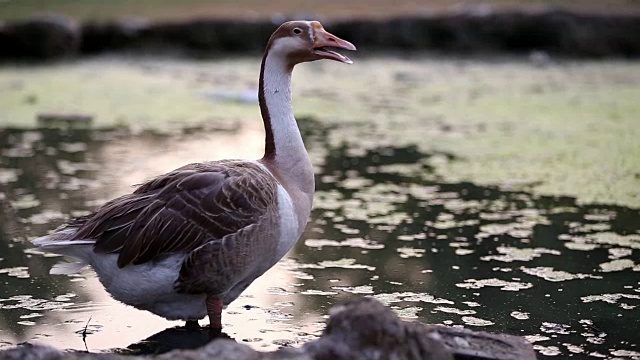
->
312, 24, 357, 64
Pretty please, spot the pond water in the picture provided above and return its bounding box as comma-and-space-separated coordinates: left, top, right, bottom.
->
0, 123, 638, 359
0, 56, 639, 359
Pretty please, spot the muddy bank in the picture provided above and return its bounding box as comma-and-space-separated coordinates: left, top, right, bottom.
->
1, 9, 640, 60
0, 298, 535, 359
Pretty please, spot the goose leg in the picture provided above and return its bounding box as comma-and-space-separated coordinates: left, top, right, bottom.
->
206, 296, 224, 330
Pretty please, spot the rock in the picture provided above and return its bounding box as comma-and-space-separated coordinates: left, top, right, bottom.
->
155, 340, 263, 360
0, 15, 80, 60
304, 297, 454, 360
426, 325, 537, 360
0, 298, 536, 360
0, 343, 64, 360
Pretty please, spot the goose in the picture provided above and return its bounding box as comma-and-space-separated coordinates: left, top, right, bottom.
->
31, 20, 356, 330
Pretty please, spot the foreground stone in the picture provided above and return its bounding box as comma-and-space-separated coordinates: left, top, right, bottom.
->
0, 298, 536, 360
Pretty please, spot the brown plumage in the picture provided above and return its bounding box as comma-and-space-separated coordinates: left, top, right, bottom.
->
32, 20, 356, 330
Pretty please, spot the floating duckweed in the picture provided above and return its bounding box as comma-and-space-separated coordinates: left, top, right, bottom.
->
456, 278, 533, 291
24, 210, 66, 225
0, 267, 29, 279
534, 345, 562, 356
434, 306, 476, 315
608, 248, 633, 259
563, 343, 585, 354
510, 311, 530, 320
300, 290, 338, 296
317, 259, 375, 271
332, 286, 374, 294
589, 232, 640, 249
525, 335, 551, 343
598, 259, 635, 272
373, 292, 454, 305
0, 168, 20, 184
481, 247, 560, 263
540, 322, 572, 335
394, 306, 422, 319
461, 316, 494, 327
396, 247, 426, 258
581, 293, 640, 305
520, 267, 601, 282
10, 194, 40, 210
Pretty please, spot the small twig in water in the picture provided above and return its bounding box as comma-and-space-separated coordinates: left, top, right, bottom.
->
82, 316, 92, 351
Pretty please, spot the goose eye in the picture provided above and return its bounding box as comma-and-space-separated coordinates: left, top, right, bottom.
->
292, 28, 303, 35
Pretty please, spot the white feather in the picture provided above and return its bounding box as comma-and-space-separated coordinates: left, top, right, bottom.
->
32, 238, 96, 247
274, 185, 300, 262
50, 261, 88, 275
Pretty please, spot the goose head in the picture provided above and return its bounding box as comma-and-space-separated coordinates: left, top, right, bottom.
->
266, 20, 356, 66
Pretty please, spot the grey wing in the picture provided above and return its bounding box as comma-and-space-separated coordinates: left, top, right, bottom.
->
175, 220, 275, 295
69, 161, 278, 268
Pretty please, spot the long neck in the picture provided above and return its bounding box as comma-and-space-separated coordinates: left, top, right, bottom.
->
258, 51, 314, 197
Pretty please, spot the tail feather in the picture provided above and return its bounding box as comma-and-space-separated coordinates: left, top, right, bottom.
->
31, 220, 97, 273
31, 227, 96, 259
32, 238, 96, 247
31, 225, 95, 247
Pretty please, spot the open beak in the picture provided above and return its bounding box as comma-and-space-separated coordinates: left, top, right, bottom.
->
312, 27, 357, 64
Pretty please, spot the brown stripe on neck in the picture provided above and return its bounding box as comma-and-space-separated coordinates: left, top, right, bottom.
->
259, 52, 276, 160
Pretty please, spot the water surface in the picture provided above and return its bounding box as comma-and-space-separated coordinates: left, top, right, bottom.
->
0, 123, 638, 359
1, 55, 639, 359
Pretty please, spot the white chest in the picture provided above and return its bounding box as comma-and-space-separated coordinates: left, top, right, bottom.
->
274, 185, 302, 261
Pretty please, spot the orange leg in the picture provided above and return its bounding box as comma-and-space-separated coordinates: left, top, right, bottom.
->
206, 296, 224, 329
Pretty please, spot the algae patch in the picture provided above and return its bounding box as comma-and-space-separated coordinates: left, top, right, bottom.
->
1, 55, 639, 207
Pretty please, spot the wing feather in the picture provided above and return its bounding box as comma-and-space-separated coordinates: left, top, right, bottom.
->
64, 160, 278, 268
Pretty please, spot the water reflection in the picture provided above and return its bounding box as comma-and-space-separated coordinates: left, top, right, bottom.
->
0, 122, 639, 359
